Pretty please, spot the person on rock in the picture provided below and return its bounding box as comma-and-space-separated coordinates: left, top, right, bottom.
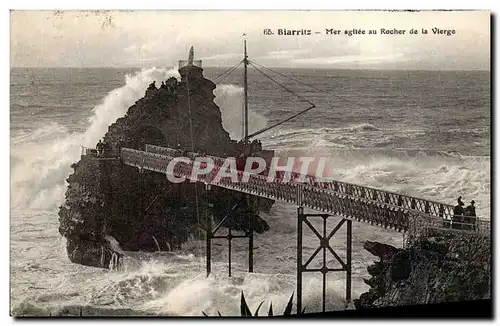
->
166, 77, 177, 95
166, 77, 177, 88
148, 81, 157, 90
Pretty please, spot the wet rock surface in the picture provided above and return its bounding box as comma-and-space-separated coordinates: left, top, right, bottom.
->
355, 231, 491, 309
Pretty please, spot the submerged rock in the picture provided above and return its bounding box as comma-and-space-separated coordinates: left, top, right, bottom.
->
58, 64, 274, 268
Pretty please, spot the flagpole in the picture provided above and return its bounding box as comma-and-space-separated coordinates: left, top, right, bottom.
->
243, 34, 249, 144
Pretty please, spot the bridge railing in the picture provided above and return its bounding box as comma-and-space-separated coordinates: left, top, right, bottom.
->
145, 144, 203, 160
81, 146, 98, 157
124, 146, 490, 234
179, 60, 203, 69
123, 148, 415, 230
143, 144, 457, 221
81, 146, 120, 159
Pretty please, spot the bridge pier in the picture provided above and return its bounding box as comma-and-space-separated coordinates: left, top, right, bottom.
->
205, 184, 212, 277
138, 167, 144, 214
205, 185, 255, 277
296, 207, 352, 314
248, 196, 255, 273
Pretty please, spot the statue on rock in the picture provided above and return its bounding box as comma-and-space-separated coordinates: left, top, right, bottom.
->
188, 46, 194, 66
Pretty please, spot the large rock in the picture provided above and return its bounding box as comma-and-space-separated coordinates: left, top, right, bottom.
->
355, 231, 491, 309
58, 65, 273, 267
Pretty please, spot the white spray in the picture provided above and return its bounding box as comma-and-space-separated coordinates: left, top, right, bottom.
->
214, 84, 267, 141
11, 68, 267, 211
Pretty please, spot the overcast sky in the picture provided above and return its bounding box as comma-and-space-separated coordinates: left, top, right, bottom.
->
10, 10, 490, 69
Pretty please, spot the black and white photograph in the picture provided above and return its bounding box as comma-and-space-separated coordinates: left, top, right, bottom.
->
8, 9, 491, 317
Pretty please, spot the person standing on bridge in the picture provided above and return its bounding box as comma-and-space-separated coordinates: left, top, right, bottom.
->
452, 196, 465, 230
464, 200, 477, 231
96, 139, 104, 157
465, 200, 476, 217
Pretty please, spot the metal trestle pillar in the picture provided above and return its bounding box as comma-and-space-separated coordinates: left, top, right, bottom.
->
205, 190, 255, 277
296, 207, 352, 314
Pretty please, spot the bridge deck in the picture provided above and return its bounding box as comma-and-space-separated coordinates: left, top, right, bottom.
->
120, 145, 489, 234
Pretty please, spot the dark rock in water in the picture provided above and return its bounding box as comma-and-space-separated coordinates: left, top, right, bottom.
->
363, 241, 401, 263
65, 236, 115, 268
355, 232, 491, 310
209, 192, 270, 233
58, 64, 274, 267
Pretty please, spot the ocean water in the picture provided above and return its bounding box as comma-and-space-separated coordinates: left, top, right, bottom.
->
10, 66, 490, 316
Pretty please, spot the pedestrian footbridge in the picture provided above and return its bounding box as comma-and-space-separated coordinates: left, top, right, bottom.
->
120, 144, 489, 235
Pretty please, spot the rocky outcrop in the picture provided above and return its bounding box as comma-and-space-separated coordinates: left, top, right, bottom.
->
355, 230, 491, 309
58, 64, 272, 268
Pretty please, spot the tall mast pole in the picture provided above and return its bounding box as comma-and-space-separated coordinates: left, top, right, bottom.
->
243, 37, 249, 143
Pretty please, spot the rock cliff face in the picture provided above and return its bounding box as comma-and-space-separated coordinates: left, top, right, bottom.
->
58, 65, 272, 268
355, 231, 491, 309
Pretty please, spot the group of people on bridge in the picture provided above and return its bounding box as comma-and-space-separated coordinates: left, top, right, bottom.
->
235, 139, 263, 171
95, 139, 112, 158
451, 196, 477, 231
